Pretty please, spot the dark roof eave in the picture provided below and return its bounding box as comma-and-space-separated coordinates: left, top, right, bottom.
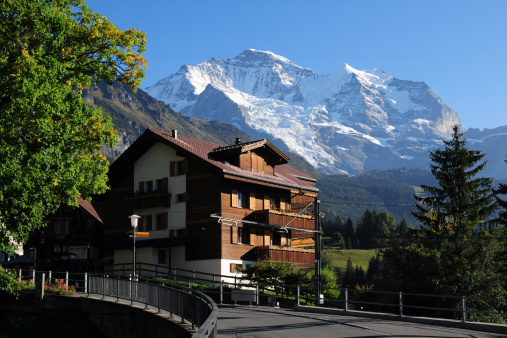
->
223, 170, 319, 193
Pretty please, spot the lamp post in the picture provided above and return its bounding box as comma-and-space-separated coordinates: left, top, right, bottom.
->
128, 214, 141, 276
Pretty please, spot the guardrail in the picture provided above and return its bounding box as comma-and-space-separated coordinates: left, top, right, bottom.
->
8, 266, 507, 325
88, 275, 217, 338
7, 268, 217, 338
104, 263, 507, 324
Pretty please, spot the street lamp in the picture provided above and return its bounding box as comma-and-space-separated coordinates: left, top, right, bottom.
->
128, 214, 141, 276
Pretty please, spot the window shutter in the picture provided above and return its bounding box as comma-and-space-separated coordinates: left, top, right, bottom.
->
160, 212, 168, 230
183, 158, 189, 174
264, 195, 270, 209
249, 228, 255, 245
138, 181, 144, 193
231, 226, 238, 244
280, 197, 286, 210
161, 177, 168, 193
249, 193, 256, 210
231, 189, 238, 207
264, 230, 270, 246
170, 161, 175, 177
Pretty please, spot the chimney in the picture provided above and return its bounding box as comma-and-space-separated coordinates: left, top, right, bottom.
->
235, 137, 241, 145
172, 130, 178, 139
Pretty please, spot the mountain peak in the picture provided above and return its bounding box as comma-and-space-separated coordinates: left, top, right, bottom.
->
145, 50, 462, 176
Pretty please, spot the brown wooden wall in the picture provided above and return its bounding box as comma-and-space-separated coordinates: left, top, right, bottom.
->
104, 164, 135, 255
184, 156, 222, 261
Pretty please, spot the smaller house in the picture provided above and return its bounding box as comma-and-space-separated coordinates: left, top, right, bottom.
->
25, 197, 104, 271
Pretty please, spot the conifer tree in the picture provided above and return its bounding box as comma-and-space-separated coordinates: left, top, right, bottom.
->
413, 125, 497, 237
382, 125, 505, 320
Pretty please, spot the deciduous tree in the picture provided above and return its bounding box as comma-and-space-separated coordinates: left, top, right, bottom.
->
0, 0, 146, 287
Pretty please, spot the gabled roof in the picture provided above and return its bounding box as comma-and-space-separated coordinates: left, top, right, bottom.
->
78, 197, 103, 224
110, 129, 319, 193
209, 139, 289, 165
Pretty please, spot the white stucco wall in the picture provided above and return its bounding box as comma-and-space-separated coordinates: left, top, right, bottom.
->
133, 142, 187, 241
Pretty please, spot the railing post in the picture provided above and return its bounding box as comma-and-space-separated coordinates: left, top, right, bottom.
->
213, 273, 216, 288
145, 280, 149, 310
462, 296, 466, 323
189, 281, 192, 295
65, 271, 69, 287
84, 272, 88, 294
157, 283, 161, 314
297, 285, 300, 306
256, 284, 259, 307
192, 270, 195, 284
117, 276, 120, 302
102, 275, 105, 300
130, 274, 133, 306
32, 269, 35, 283
399, 292, 403, 317
345, 288, 348, 311
18, 269, 21, 282
220, 281, 223, 305
173, 267, 177, 282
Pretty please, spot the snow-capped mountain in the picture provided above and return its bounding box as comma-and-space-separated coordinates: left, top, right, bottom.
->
146, 49, 464, 175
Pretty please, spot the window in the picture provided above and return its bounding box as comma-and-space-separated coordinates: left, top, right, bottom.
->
152, 214, 158, 231
145, 181, 153, 193
158, 250, 166, 264
176, 193, 188, 203
154, 179, 163, 193
238, 227, 249, 245
63, 220, 70, 234
232, 190, 249, 209
144, 215, 152, 231
230, 263, 246, 273
69, 246, 87, 259
272, 231, 282, 246
170, 159, 188, 176
54, 220, 61, 234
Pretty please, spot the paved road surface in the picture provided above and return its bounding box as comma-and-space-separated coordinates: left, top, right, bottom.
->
217, 305, 507, 338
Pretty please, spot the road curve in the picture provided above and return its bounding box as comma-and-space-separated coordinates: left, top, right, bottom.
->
217, 305, 506, 338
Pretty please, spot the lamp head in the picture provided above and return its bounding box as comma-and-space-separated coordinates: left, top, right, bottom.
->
128, 214, 141, 229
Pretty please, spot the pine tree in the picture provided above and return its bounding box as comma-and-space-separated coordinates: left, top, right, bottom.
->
413, 125, 497, 237
382, 125, 505, 319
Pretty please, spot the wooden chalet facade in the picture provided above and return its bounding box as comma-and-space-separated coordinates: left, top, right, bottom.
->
105, 129, 319, 278
24, 197, 104, 271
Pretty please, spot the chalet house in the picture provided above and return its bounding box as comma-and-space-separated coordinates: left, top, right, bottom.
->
24, 197, 104, 271
105, 129, 319, 278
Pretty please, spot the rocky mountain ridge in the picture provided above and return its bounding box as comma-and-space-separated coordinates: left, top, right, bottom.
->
146, 49, 465, 176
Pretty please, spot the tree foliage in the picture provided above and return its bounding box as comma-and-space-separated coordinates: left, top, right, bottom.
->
0, 0, 146, 257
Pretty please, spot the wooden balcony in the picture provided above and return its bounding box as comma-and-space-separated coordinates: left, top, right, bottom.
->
254, 245, 315, 268
126, 192, 171, 211
250, 209, 315, 236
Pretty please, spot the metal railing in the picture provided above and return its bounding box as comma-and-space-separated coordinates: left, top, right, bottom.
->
8, 266, 507, 325
105, 263, 507, 324
7, 268, 217, 338
88, 275, 217, 338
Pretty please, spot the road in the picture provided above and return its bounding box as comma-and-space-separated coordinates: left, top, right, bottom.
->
217, 305, 506, 338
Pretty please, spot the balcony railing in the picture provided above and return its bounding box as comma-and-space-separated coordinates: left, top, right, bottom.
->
250, 209, 315, 232
254, 245, 315, 268
127, 192, 171, 210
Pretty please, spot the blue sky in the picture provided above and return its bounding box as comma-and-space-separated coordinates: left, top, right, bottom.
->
85, 0, 507, 130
